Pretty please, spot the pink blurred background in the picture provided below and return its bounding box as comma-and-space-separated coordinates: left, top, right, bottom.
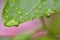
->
0, 0, 43, 37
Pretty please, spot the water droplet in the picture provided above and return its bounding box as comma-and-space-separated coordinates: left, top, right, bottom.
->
38, 7, 42, 10
45, 9, 54, 13
13, 17, 16, 19
32, 7, 35, 10
19, 16, 22, 19
30, 17, 33, 20
48, 14, 50, 16
25, 13, 29, 16
5, 9, 8, 13
17, 11, 21, 15
6, 16, 8, 18
54, 0, 58, 3
25, 18, 28, 21
5, 19, 19, 26
49, 9, 54, 13
12, 0, 15, 2
21, 8, 25, 10
46, 14, 50, 18
41, 0, 46, 2
35, 11, 39, 14
16, 8, 18, 10
10, 6, 13, 8
36, 15, 40, 18
44, 4, 47, 7
44, 8, 54, 16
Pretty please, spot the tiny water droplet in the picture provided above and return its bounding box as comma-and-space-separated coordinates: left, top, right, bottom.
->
49, 9, 54, 13
25, 13, 29, 16
44, 4, 47, 7
32, 7, 35, 10
17, 11, 21, 15
6, 16, 8, 18
38, 7, 42, 10
19, 16, 22, 19
16, 8, 18, 10
35, 11, 39, 14
54, 0, 58, 3
45, 9, 54, 13
13, 17, 16, 19
25, 18, 28, 21
41, 0, 46, 2
21, 8, 25, 10
5, 9, 8, 13
48, 14, 50, 16
30, 17, 33, 20
46, 14, 50, 18
10, 6, 13, 8
12, 0, 15, 2
36, 15, 40, 18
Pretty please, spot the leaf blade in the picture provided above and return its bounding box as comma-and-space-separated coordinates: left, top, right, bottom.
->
2, 0, 60, 27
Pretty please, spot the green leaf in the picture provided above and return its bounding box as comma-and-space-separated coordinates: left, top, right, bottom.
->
0, 37, 2, 40
49, 13, 60, 34
37, 36, 56, 40
14, 32, 32, 40
0, 37, 13, 40
2, 0, 60, 27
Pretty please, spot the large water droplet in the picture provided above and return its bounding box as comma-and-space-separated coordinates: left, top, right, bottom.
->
5, 19, 19, 26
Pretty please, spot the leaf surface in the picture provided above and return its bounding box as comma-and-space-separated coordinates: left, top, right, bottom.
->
2, 0, 60, 26
38, 36, 56, 40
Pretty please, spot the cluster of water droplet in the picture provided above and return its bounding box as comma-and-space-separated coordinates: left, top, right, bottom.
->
2, 0, 60, 26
